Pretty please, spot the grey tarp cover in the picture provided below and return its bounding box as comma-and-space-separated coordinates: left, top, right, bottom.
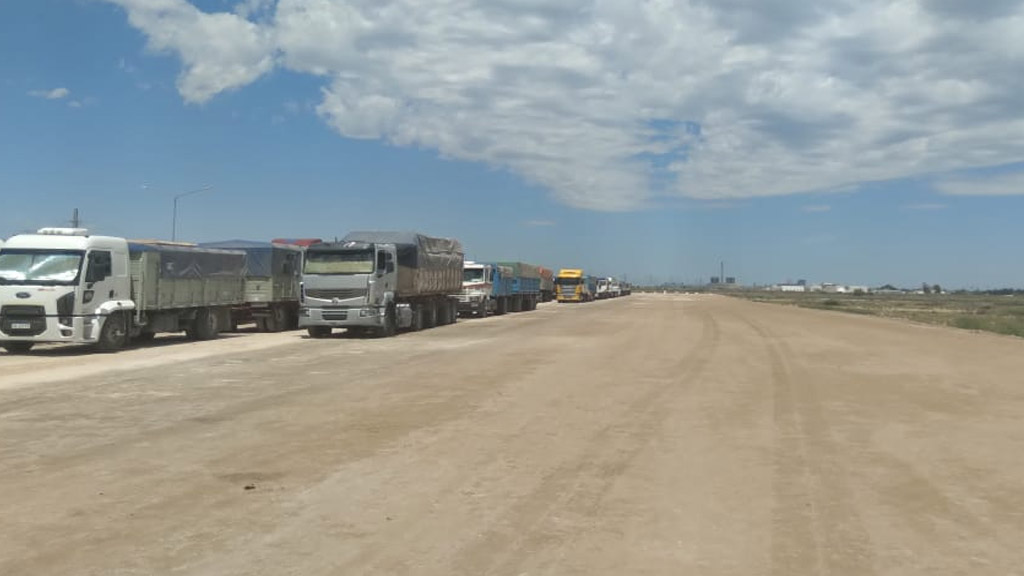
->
129, 242, 245, 279
199, 240, 301, 278
495, 261, 542, 279
340, 231, 463, 269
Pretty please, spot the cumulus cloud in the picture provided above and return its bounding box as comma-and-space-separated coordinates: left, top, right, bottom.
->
104, 0, 1024, 210
107, 0, 276, 103
934, 171, 1024, 196
29, 87, 70, 100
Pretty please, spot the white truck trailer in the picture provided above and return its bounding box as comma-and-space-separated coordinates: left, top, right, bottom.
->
0, 228, 245, 353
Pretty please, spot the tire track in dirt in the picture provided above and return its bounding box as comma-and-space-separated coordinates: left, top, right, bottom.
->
741, 318, 876, 575
446, 310, 721, 575
322, 299, 686, 575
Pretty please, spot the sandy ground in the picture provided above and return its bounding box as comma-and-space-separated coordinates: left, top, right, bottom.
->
1, 294, 1023, 575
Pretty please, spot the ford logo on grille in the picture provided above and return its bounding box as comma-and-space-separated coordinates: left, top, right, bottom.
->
15, 292, 31, 299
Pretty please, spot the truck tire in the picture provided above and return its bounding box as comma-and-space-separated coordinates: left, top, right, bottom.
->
190, 308, 220, 341
479, 300, 489, 318
96, 313, 128, 352
448, 302, 458, 324
307, 326, 332, 338
496, 297, 507, 315
262, 306, 288, 333
1, 342, 34, 354
374, 306, 397, 338
424, 302, 437, 329
410, 305, 424, 331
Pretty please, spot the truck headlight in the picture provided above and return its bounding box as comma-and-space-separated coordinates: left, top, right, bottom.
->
57, 291, 75, 326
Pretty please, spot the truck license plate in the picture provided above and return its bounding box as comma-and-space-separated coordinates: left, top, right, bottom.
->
11, 322, 32, 330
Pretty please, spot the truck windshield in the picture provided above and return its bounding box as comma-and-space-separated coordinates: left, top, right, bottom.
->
463, 268, 484, 282
555, 277, 582, 285
305, 250, 375, 274
0, 249, 84, 285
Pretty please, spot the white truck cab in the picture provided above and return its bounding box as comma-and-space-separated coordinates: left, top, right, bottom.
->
0, 228, 133, 352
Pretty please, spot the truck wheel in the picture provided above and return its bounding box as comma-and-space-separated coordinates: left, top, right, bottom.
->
1, 342, 34, 354
191, 308, 220, 341
479, 300, 489, 318
496, 298, 507, 315
410, 306, 424, 331
307, 326, 332, 338
270, 306, 288, 332
449, 302, 458, 324
374, 306, 397, 338
96, 313, 128, 352
425, 303, 438, 329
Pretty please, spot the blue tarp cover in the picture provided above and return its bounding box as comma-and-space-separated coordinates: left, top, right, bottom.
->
199, 240, 301, 278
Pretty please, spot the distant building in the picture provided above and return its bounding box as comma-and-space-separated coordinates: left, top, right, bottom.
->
710, 277, 720, 284
777, 284, 806, 292
725, 277, 736, 284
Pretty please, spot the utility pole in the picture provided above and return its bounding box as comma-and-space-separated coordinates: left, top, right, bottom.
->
70, 208, 80, 228
171, 186, 213, 241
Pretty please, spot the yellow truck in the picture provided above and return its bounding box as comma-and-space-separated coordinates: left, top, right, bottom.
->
555, 268, 595, 303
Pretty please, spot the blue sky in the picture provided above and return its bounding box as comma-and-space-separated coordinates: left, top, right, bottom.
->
2, 0, 1024, 288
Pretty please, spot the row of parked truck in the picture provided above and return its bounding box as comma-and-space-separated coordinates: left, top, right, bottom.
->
555, 269, 632, 303
0, 228, 628, 353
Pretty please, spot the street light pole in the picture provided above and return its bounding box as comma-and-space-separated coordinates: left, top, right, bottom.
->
171, 185, 213, 241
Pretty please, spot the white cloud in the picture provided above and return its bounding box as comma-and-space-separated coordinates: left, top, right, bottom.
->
801, 205, 831, 213
68, 100, 83, 109
29, 87, 70, 100
108, 0, 276, 103
524, 219, 555, 227
104, 0, 1024, 210
934, 171, 1024, 196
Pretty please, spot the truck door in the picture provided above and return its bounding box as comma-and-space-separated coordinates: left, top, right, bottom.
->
81, 250, 120, 316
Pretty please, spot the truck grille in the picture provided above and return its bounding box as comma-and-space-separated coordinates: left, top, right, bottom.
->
1, 305, 47, 336
322, 310, 349, 321
305, 288, 367, 300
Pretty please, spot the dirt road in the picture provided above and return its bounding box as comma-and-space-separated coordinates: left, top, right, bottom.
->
2, 294, 1023, 575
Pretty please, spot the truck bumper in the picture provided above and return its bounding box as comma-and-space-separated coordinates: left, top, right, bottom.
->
457, 299, 486, 315
298, 306, 385, 329
0, 315, 102, 345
